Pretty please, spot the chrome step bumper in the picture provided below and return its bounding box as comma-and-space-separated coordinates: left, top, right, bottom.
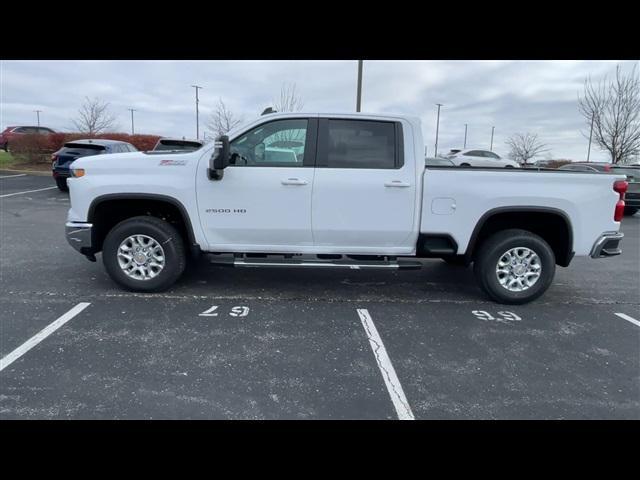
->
590, 232, 624, 258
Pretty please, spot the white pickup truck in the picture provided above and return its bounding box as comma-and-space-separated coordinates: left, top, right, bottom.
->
65, 112, 628, 304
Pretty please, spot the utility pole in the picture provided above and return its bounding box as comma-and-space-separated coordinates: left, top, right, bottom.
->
490, 126, 495, 151
464, 123, 468, 149
586, 114, 594, 162
356, 60, 363, 112
191, 85, 203, 139
128, 109, 136, 135
434, 103, 443, 157
34, 110, 42, 127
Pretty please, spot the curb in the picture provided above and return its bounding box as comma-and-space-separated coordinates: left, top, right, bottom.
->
0, 168, 51, 177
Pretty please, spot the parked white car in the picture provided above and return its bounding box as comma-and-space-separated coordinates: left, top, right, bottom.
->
65, 112, 627, 304
444, 148, 520, 168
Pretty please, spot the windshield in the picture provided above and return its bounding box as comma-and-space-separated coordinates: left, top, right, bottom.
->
155, 140, 202, 151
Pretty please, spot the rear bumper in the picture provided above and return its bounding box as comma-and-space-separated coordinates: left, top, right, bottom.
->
590, 232, 624, 258
65, 222, 95, 259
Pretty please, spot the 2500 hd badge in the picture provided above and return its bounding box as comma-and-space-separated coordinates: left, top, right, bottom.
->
205, 208, 247, 214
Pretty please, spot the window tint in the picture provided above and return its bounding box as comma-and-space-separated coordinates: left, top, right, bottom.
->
61, 143, 106, 156
230, 119, 308, 167
38, 128, 53, 134
464, 150, 484, 157
325, 119, 396, 169
485, 151, 500, 159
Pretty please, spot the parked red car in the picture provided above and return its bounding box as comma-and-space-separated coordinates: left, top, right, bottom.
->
1, 126, 56, 152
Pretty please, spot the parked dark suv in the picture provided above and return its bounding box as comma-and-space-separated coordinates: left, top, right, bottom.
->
52, 139, 137, 191
1, 126, 56, 152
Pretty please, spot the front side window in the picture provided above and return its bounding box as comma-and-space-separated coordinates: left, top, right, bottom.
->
324, 119, 397, 169
229, 119, 308, 167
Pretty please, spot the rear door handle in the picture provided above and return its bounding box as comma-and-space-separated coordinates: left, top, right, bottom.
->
281, 178, 308, 186
384, 180, 411, 187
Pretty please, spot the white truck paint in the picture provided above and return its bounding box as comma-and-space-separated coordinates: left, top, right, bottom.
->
65, 112, 627, 304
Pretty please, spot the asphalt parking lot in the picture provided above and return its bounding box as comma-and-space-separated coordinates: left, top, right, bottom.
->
1, 171, 639, 419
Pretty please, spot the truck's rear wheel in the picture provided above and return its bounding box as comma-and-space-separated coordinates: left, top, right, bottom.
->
103, 216, 186, 292
473, 229, 555, 304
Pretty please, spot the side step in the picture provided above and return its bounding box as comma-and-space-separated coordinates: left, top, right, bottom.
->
207, 255, 423, 270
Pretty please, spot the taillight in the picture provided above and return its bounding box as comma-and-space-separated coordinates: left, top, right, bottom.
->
51, 154, 57, 164
604, 164, 612, 172
613, 180, 628, 222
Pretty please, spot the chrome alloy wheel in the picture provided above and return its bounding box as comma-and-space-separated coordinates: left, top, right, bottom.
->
117, 234, 165, 281
495, 247, 541, 292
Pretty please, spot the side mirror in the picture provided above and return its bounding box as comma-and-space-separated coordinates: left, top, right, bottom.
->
208, 135, 230, 180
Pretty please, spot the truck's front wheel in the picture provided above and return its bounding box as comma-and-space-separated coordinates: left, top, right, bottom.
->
473, 229, 555, 304
102, 216, 186, 292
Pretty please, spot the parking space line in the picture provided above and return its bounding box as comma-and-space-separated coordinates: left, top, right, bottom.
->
0, 186, 57, 198
0, 174, 27, 179
356, 308, 415, 420
0, 302, 91, 372
614, 313, 640, 328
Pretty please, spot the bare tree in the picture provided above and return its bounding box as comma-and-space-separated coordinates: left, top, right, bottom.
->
578, 64, 640, 164
207, 98, 243, 139
71, 97, 118, 135
505, 133, 549, 165
273, 82, 304, 113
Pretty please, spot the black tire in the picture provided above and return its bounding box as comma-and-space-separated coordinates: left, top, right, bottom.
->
442, 256, 468, 266
624, 207, 638, 216
55, 177, 69, 192
102, 216, 186, 292
460, 163, 471, 167
473, 229, 555, 304
504, 165, 514, 168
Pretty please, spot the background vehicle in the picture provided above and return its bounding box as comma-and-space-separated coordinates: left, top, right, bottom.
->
559, 162, 613, 172
65, 112, 626, 304
425, 157, 455, 167
153, 137, 204, 152
1, 125, 56, 152
444, 148, 520, 168
611, 165, 640, 215
52, 139, 137, 191
558, 163, 600, 172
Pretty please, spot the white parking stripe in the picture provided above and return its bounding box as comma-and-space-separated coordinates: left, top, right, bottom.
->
614, 313, 640, 328
0, 302, 91, 372
0, 186, 57, 198
0, 174, 27, 179
356, 308, 415, 420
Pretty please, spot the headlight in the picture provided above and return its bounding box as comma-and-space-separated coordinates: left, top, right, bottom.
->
70, 168, 86, 178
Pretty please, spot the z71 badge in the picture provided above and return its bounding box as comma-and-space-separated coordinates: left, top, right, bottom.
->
158, 159, 187, 166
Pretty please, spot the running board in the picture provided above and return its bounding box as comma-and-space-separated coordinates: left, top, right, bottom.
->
208, 256, 423, 270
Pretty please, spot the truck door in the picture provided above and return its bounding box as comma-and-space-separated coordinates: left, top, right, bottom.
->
196, 117, 317, 249
311, 118, 417, 250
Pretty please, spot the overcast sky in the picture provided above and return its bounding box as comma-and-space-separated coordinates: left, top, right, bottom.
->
1, 60, 637, 161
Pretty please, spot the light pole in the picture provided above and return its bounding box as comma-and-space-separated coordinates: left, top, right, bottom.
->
586, 114, 594, 162
128, 109, 136, 135
490, 126, 495, 151
34, 110, 42, 127
356, 60, 363, 112
191, 85, 203, 139
464, 123, 468, 149
434, 103, 443, 157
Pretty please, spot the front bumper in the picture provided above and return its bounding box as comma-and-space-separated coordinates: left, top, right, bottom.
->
65, 222, 96, 260
590, 231, 624, 258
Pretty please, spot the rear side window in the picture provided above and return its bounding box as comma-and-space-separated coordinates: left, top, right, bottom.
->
465, 150, 484, 157
321, 119, 399, 169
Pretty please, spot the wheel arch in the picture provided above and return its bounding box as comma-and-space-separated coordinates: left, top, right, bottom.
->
465, 206, 574, 267
87, 193, 200, 256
